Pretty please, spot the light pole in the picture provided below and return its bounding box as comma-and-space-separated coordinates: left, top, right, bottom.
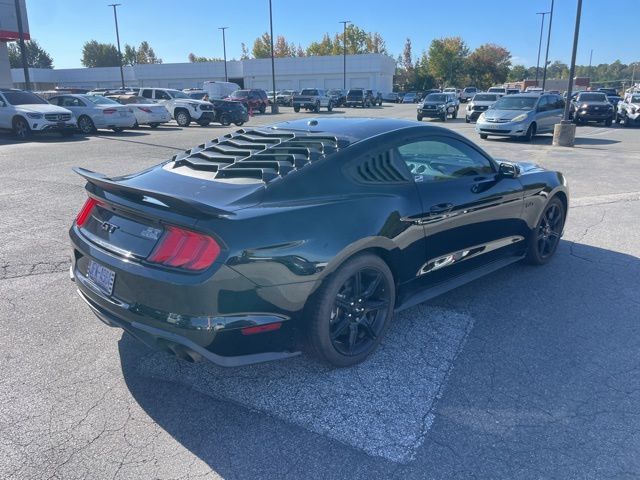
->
339, 20, 350, 90
13, 0, 30, 90
219, 27, 229, 82
268, 0, 278, 113
535, 11, 549, 85
108, 3, 125, 90
553, 0, 583, 147
541, 0, 554, 91
588, 48, 593, 84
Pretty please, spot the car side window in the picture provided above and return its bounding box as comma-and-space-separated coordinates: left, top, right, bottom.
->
397, 137, 494, 183
155, 90, 171, 100
141, 89, 153, 99
537, 96, 549, 112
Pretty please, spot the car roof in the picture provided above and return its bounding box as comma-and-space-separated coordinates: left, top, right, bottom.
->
509, 93, 546, 98
269, 117, 447, 143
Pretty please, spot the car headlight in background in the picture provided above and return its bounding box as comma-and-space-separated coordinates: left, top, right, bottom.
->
478, 113, 486, 121
512, 113, 528, 122
26, 113, 43, 119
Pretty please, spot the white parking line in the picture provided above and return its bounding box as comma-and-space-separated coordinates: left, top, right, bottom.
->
138, 305, 475, 463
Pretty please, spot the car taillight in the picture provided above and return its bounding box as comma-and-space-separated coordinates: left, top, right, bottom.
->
103, 108, 117, 114
75, 197, 99, 227
148, 225, 220, 271
241, 322, 282, 335
137, 107, 152, 113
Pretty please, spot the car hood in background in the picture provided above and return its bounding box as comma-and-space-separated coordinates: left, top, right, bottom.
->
23, 104, 73, 115
483, 109, 531, 121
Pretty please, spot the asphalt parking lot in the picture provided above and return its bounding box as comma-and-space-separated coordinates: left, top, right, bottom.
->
1, 103, 639, 479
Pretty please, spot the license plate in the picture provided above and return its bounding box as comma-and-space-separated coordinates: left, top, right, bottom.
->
87, 260, 115, 295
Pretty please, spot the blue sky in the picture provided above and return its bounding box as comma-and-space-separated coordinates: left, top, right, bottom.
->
25, 0, 638, 69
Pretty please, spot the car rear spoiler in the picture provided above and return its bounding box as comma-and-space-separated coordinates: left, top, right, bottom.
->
73, 167, 233, 219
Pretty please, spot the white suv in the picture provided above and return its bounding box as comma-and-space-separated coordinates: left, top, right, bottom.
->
137, 88, 215, 127
0, 89, 76, 139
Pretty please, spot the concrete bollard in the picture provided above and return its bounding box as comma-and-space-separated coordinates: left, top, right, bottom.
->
553, 120, 577, 147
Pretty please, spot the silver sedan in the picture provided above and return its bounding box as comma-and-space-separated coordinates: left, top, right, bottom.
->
49, 94, 137, 134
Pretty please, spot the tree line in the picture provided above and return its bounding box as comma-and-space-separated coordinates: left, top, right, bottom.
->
8, 35, 639, 91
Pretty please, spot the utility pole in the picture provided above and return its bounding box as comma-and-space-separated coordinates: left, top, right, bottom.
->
553, 0, 582, 147
535, 11, 549, 85
13, 0, 30, 90
339, 20, 350, 91
108, 4, 125, 90
268, 0, 278, 113
542, 0, 554, 91
219, 27, 229, 82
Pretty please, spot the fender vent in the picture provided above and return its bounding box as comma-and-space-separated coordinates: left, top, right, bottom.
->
356, 152, 409, 183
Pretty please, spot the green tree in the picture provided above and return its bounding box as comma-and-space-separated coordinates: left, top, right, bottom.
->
427, 37, 469, 86
467, 43, 511, 89
274, 35, 294, 57
123, 44, 137, 66
136, 41, 161, 64
240, 42, 250, 60
508, 64, 527, 82
8, 39, 53, 68
81, 40, 120, 68
188, 53, 223, 62
252, 33, 272, 58
306, 33, 334, 56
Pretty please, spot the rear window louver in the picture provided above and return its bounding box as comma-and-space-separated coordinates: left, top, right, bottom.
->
168, 128, 348, 183
356, 151, 409, 183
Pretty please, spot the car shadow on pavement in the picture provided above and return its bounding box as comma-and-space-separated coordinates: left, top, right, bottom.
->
116, 239, 640, 478
0, 132, 91, 145
485, 136, 620, 147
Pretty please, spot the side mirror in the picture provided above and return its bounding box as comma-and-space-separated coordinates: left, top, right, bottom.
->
498, 162, 520, 178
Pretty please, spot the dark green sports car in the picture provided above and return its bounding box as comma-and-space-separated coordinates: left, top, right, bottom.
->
69, 117, 568, 367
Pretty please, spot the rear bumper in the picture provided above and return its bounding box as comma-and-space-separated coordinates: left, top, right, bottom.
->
69, 226, 306, 366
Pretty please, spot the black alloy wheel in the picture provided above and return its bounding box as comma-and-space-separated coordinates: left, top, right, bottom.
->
259, 104, 266, 114
525, 197, 565, 265
149, 123, 160, 129
219, 113, 230, 126
307, 254, 395, 367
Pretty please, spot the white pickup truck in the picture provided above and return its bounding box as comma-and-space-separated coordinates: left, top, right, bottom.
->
292, 89, 333, 113
137, 88, 215, 127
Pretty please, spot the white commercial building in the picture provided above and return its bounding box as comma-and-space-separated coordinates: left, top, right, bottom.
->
10, 54, 396, 93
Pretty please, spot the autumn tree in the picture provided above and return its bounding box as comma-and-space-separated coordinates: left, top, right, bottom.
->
252, 33, 272, 58
467, 43, 511, 88
123, 41, 162, 65
188, 53, 223, 62
306, 33, 334, 56
274, 35, 294, 57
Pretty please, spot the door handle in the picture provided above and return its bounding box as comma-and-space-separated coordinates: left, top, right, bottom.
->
430, 203, 454, 214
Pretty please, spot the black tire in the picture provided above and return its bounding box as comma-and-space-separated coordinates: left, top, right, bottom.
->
234, 121, 244, 126
13, 117, 31, 139
452, 109, 457, 119
198, 120, 211, 127
219, 113, 231, 126
624, 115, 632, 128
293, 106, 300, 113
441, 113, 447, 122
480, 133, 488, 139
614, 113, 620, 124
77, 115, 95, 134
314, 101, 320, 113
259, 104, 266, 114
175, 109, 191, 127
417, 114, 423, 121
524, 197, 566, 265
112, 127, 124, 133
149, 123, 160, 129
133, 121, 139, 129
465, 116, 470, 123
307, 254, 395, 367
524, 122, 536, 141
361, 101, 366, 108
327, 101, 333, 112
604, 118, 612, 127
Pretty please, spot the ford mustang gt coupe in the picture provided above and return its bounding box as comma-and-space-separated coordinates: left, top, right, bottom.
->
69, 118, 568, 367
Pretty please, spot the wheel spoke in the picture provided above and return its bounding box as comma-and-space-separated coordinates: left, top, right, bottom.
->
347, 323, 359, 349
330, 316, 350, 340
352, 271, 363, 297
364, 299, 389, 312
361, 272, 382, 299
359, 318, 378, 340
335, 295, 351, 310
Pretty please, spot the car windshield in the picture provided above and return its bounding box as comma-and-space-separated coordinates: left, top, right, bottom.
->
230, 90, 249, 98
474, 94, 498, 102
464, 88, 476, 92
348, 90, 363, 96
2, 90, 48, 105
168, 90, 189, 99
426, 94, 447, 102
488, 88, 506, 92
493, 96, 537, 110
188, 92, 206, 99
83, 95, 119, 105
405, 93, 416, 97
301, 89, 318, 95
578, 93, 606, 102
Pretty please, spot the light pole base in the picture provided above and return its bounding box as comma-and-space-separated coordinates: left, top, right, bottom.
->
553, 120, 576, 147
271, 104, 279, 114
